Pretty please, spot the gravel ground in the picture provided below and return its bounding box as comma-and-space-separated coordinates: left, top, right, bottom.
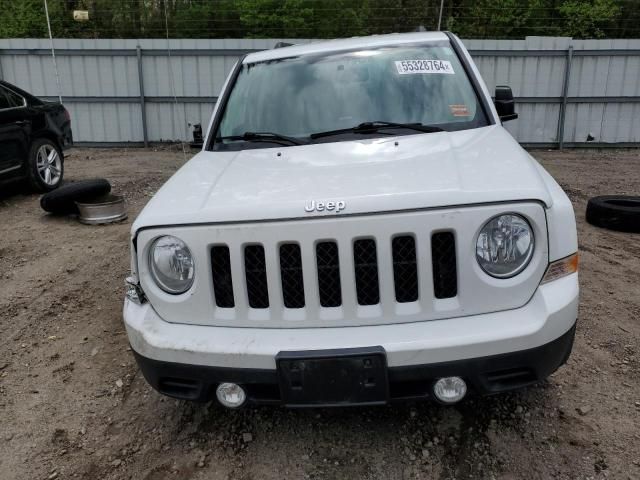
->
0, 147, 639, 480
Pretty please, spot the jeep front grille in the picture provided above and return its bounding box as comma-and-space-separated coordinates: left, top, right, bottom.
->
211, 232, 457, 314
142, 203, 548, 329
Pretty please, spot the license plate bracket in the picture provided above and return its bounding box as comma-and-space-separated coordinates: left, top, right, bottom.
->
276, 347, 388, 407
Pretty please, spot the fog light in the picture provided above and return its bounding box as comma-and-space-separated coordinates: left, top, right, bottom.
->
215, 383, 246, 408
433, 377, 467, 404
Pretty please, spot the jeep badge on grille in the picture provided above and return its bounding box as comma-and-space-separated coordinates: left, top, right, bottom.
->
305, 200, 346, 213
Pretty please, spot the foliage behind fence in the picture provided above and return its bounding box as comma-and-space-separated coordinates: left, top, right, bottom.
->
1, 0, 638, 40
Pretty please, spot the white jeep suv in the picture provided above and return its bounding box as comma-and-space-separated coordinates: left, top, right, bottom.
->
124, 31, 578, 407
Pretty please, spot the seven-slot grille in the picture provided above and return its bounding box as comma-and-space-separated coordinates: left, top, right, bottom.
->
210, 234, 457, 310
143, 203, 547, 329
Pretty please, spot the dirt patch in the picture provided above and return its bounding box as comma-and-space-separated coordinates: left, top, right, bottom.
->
1, 147, 639, 479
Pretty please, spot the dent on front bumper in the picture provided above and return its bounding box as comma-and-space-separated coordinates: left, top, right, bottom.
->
125, 273, 578, 367
124, 273, 578, 402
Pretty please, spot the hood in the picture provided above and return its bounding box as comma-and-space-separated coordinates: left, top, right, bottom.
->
133, 125, 552, 232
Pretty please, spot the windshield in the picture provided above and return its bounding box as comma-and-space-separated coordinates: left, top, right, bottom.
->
212, 42, 488, 150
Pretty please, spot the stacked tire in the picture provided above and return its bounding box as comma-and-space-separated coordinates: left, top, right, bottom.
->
40, 179, 111, 215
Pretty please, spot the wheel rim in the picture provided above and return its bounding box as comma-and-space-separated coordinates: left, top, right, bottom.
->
36, 144, 62, 186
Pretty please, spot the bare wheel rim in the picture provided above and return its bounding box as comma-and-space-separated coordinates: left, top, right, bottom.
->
36, 144, 62, 186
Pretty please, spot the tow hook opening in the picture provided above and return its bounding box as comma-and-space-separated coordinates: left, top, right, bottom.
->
125, 276, 147, 304
158, 377, 201, 400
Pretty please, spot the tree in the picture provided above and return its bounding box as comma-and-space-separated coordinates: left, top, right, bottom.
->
557, 0, 620, 38
446, 0, 556, 38
0, 0, 47, 38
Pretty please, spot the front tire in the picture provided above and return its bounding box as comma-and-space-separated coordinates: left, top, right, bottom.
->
27, 138, 64, 192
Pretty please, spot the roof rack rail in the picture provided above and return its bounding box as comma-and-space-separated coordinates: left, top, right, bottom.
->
274, 42, 294, 49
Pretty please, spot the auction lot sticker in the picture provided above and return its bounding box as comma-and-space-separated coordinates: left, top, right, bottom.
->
395, 60, 454, 75
449, 104, 471, 116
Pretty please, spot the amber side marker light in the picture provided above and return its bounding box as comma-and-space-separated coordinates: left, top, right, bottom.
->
540, 253, 579, 284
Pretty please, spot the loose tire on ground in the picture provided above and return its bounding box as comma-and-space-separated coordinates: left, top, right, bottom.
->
40, 178, 112, 215
586, 195, 640, 233
27, 138, 64, 192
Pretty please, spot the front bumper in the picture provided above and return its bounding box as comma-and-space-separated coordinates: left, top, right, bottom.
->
125, 273, 578, 404
133, 325, 575, 404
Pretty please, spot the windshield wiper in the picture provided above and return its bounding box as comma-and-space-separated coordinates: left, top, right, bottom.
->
309, 121, 444, 140
218, 131, 305, 146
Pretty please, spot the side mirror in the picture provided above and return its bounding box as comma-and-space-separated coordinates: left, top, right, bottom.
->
494, 86, 518, 122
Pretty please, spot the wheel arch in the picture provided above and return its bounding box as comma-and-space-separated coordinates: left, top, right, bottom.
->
32, 130, 64, 158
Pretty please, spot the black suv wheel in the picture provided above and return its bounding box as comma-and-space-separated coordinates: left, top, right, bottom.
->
27, 138, 64, 192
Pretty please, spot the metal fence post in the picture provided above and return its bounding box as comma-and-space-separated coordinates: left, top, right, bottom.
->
557, 45, 573, 150
136, 45, 149, 147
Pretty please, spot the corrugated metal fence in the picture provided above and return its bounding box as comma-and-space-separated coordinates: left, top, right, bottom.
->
1, 37, 639, 147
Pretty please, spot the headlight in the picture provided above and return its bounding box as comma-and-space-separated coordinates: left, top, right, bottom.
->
149, 235, 195, 294
476, 214, 534, 278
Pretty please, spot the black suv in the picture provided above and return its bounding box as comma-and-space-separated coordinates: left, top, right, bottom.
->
0, 81, 73, 192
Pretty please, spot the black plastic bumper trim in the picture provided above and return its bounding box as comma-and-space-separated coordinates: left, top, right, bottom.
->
132, 323, 575, 405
